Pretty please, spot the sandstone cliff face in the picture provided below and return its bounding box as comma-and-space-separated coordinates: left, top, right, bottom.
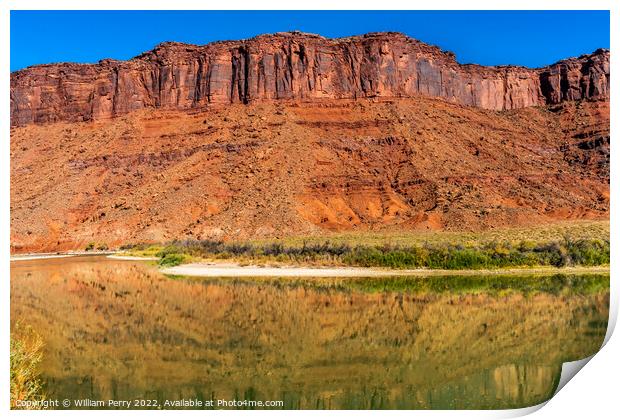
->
10, 32, 610, 126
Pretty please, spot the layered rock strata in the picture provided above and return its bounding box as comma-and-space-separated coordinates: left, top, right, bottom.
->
10, 32, 610, 126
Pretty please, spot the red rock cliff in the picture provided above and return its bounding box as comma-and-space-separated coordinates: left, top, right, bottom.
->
10, 31, 610, 126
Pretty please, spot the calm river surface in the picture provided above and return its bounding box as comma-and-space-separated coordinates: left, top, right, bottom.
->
10, 256, 609, 409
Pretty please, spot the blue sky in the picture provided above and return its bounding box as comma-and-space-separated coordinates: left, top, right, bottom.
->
10, 10, 609, 72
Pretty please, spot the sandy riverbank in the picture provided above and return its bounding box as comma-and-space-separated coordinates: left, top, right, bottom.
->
10, 251, 113, 261
161, 262, 610, 278
106, 255, 159, 261
10, 252, 157, 262
10, 254, 75, 262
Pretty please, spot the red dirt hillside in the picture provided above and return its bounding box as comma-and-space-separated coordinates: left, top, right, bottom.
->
10, 32, 609, 252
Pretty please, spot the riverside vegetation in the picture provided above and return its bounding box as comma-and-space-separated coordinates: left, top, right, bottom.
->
10, 323, 46, 409
120, 235, 609, 270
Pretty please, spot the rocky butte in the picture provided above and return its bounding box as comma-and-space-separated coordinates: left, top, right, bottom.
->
10, 31, 609, 126
9, 32, 610, 252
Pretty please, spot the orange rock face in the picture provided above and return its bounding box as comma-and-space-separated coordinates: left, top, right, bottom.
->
10, 32, 609, 126
10, 97, 609, 252
9, 32, 610, 252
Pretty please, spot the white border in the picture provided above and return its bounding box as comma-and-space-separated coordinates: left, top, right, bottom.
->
2, 2, 617, 419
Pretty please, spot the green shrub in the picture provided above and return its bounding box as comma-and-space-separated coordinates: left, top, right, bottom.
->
145, 236, 608, 270
158, 253, 189, 267
155, 244, 183, 258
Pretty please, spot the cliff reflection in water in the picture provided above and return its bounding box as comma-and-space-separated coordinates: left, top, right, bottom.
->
10, 257, 609, 409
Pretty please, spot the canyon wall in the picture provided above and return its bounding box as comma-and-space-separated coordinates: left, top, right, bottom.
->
10, 32, 610, 126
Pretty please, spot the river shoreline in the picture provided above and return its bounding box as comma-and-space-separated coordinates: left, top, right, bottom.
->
161, 261, 610, 278
9, 251, 113, 261
10, 252, 610, 277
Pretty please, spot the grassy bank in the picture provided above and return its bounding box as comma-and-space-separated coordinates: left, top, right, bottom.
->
10, 324, 46, 409
121, 233, 609, 270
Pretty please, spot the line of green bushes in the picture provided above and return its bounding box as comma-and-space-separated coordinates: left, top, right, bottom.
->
84, 241, 109, 251
123, 236, 609, 270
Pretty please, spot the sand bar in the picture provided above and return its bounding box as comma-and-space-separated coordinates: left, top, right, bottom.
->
10, 254, 75, 262
11, 251, 113, 262
107, 255, 159, 261
161, 262, 610, 278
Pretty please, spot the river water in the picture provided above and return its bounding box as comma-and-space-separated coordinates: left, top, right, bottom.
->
10, 256, 609, 409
